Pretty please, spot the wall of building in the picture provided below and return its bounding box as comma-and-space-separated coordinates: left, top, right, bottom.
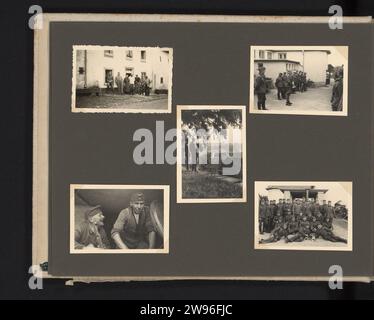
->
303, 51, 328, 83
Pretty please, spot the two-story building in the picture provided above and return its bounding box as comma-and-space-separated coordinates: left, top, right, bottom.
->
253, 49, 331, 84
75, 47, 171, 93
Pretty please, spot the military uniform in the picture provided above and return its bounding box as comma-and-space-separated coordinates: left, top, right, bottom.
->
315, 225, 347, 243
255, 74, 267, 110
260, 224, 289, 243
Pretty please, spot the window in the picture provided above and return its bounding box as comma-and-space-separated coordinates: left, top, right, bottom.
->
278, 53, 287, 60
104, 50, 114, 57
259, 50, 265, 59
141, 50, 146, 61
78, 67, 85, 74
267, 52, 272, 59
160, 77, 164, 84
160, 56, 162, 62
126, 50, 133, 59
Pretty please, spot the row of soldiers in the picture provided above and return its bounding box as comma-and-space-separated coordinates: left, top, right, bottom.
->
259, 198, 347, 244
275, 70, 308, 104
254, 64, 308, 110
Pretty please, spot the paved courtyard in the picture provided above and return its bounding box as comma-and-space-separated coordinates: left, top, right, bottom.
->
254, 85, 335, 112
76, 93, 168, 110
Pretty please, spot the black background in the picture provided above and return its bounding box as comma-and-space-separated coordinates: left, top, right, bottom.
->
2, 0, 374, 300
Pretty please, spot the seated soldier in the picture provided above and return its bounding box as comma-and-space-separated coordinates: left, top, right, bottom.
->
324, 217, 333, 231
287, 216, 299, 236
315, 224, 347, 243
288, 216, 311, 242
309, 216, 319, 241
260, 222, 289, 244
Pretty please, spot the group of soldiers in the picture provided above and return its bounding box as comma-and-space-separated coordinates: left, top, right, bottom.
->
275, 70, 308, 103
106, 72, 152, 96
254, 63, 308, 110
254, 63, 345, 112
258, 198, 347, 244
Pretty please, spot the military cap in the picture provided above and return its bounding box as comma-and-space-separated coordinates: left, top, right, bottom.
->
130, 192, 145, 203
85, 205, 102, 219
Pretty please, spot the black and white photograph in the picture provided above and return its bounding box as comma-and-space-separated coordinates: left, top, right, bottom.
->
177, 105, 247, 203
70, 185, 169, 253
72, 46, 173, 113
254, 181, 352, 251
249, 46, 348, 116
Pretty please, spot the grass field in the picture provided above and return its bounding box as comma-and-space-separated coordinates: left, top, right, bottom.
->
182, 171, 242, 199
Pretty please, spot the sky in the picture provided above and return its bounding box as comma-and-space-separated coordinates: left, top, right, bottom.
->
327, 46, 348, 67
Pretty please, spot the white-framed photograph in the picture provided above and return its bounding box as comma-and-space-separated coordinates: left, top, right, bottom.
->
249, 46, 348, 116
72, 45, 173, 113
176, 105, 247, 203
254, 181, 352, 251
70, 184, 169, 254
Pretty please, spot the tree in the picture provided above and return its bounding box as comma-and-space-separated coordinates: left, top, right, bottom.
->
181, 109, 242, 132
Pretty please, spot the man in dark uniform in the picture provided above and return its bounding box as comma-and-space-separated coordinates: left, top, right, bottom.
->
264, 199, 274, 233
254, 63, 268, 110
269, 200, 277, 231
283, 198, 293, 222
259, 198, 267, 234
288, 216, 311, 242
276, 198, 284, 217
331, 67, 344, 111
326, 201, 335, 220
324, 217, 333, 231
320, 200, 328, 218
310, 216, 319, 241
284, 71, 293, 106
315, 224, 347, 243
275, 73, 284, 100
287, 216, 299, 236
259, 222, 289, 244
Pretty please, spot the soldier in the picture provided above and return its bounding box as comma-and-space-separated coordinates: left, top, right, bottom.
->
275, 73, 284, 100
331, 67, 344, 111
260, 222, 289, 244
75, 205, 111, 250
315, 224, 347, 243
115, 72, 123, 95
284, 71, 293, 106
320, 200, 328, 218
259, 198, 267, 234
283, 198, 292, 222
302, 72, 307, 92
287, 216, 299, 236
326, 201, 335, 220
310, 216, 319, 241
272, 211, 283, 231
314, 200, 321, 217
254, 64, 268, 110
269, 200, 277, 231
264, 199, 273, 233
276, 198, 284, 217
324, 217, 333, 231
288, 216, 311, 242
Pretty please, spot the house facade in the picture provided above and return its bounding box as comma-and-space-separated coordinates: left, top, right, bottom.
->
75, 48, 171, 92
254, 49, 330, 84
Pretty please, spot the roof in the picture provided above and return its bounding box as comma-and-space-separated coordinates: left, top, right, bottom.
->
266, 186, 328, 193
255, 59, 301, 65
267, 49, 331, 54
